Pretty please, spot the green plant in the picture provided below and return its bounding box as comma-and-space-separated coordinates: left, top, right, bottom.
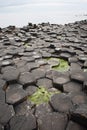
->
29, 87, 60, 105
52, 58, 69, 72
45, 58, 69, 72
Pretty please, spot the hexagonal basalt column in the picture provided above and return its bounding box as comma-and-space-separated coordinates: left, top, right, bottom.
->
2, 67, 20, 84
50, 93, 73, 114
18, 72, 36, 87
10, 113, 36, 130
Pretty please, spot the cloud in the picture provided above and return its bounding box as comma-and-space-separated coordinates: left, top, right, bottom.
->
0, 0, 87, 8
0, 0, 66, 8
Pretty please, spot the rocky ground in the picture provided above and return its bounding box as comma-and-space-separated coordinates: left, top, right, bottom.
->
0, 20, 87, 130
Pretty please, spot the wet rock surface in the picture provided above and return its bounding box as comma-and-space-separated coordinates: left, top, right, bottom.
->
0, 20, 87, 129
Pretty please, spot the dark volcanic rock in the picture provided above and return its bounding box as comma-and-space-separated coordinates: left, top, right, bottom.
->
68, 92, 87, 105
18, 72, 36, 87
66, 121, 86, 130
14, 101, 31, 116
10, 112, 36, 130
31, 69, 46, 80
2, 67, 20, 84
0, 124, 4, 130
0, 79, 7, 90
68, 57, 78, 63
36, 78, 53, 88
71, 104, 87, 127
50, 93, 73, 114
0, 103, 15, 125
63, 81, 82, 93
35, 103, 52, 118
6, 87, 27, 105
60, 52, 71, 59
26, 62, 39, 71
83, 81, 87, 91
70, 71, 87, 83
0, 89, 5, 103
53, 76, 70, 91
1, 60, 13, 67
25, 85, 37, 96
37, 112, 68, 130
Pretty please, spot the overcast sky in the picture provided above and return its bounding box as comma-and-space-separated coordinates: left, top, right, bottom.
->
0, 0, 87, 7
0, 0, 87, 27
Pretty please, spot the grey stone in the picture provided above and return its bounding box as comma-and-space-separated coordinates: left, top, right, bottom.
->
53, 76, 70, 91
70, 71, 87, 83
6, 87, 27, 105
68, 57, 78, 63
37, 112, 68, 130
36, 59, 48, 66
1, 60, 13, 66
2, 67, 20, 83
31, 69, 46, 80
21, 56, 35, 62
47, 58, 59, 67
60, 52, 71, 59
84, 61, 87, 67
35, 103, 52, 119
15, 60, 27, 68
66, 121, 86, 130
7, 83, 23, 89
63, 81, 82, 93
42, 52, 51, 58
25, 85, 37, 96
39, 64, 51, 72
4, 55, 12, 60
0, 103, 15, 125
18, 65, 29, 73
70, 63, 81, 70
0, 124, 4, 130
33, 54, 42, 59
36, 78, 53, 89
68, 92, 87, 105
83, 81, 87, 90
18, 72, 36, 87
71, 104, 87, 127
26, 62, 39, 71
78, 55, 87, 62
0, 89, 5, 103
0, 79, 7, 90
14, 101, 31, 116
50, 93, 73, 113
10, 113, 36, 130
1, 66, 15, 73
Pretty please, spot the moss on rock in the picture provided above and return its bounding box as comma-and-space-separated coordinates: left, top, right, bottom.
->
45, 58, 69, 72
52, 58, 69, 72
29, 87, 60, 105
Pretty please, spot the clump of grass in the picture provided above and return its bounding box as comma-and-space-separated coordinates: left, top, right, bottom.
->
45, 58, 69, 72
52, 58, 69, 72
29, 87, 60, 105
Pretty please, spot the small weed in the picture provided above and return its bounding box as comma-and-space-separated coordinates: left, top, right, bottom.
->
52, 58, 69, 72
45, 58, 69, 72
29, 87, 60, 105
